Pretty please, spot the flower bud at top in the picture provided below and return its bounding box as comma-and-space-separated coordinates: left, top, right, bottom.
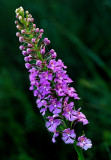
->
50, 49, 54, 54
19, 16, 22, 21
35, 28, 39, 33
28, 43, 33, 47
16, 32, 20, 37
38, 34, 42, 39
31, 38, 36, 43
19, 37, 24, 42
16, 25, 21, 29
31, 18, 34, 22
25, 11, 29, 14
44, 38, 50, 45
21, 30, 25, 34
28, 14, 32, 18
15, 21, 18, 25
25, 63, 31, 69
27, 48, 32, 54
39, 29, 44, 33
24, 55, 32, 62
40, 48, 45, 54
19, 45, 24, 50
36, 60, 42, 67
16, 13, 20, 18
52, 52, 57, 58
33, 24, 36, 28
19, 36, 24, 42
27, 18, 31, 22
22, 50, 28, 56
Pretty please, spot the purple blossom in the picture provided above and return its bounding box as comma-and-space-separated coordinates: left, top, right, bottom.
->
15, 7, 91, 150
48, 98, 62, 114
77, 135, 92, 150
62, 128, 76, 144
46, 116, 61, 132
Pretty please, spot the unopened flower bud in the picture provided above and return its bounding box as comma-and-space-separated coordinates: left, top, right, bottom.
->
35, 28, 39, 33
24, 55, 32, 62
27, 18, 31, 22
25, 63, 31, 69
31, 18, 34, 22
52, 52, 57, 58
41, 48, 45, 54
39, 29, 44, 33
38, 34, 42, 39
36, 60, 42, 66
50, 49, 54, 54
27, 48, 32, 54
19, 16, 22, 21
21, 30, 25, 34
19, 36, 24, 42
31, 38, 36, 43
28, 43, 33, 47
33, 24, 36, 28
19, 45, 24, 50
28, 14, 32, 18
16, 32, 20, 37
15, 21, 18, 24
25, 11, 29, 14
22, 50, 28, 56
44, 38, 50, 45
16, 25, 21, 29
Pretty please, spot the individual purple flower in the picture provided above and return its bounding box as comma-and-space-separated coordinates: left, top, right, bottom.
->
46, 116, 61, 132
39, 71, 52, 82
62, 128, 76, 144
36, 99, 47, 108
77, 135, 92, 150
48, 98, 62, 114
62, 106, 77, 122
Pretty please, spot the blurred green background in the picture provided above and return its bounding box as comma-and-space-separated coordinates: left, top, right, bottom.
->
0, 0, 111, 159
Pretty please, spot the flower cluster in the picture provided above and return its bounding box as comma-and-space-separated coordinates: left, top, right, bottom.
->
15, 6, 92, 150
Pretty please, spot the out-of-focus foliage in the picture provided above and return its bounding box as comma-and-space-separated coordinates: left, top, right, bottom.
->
0, 0, 111, 159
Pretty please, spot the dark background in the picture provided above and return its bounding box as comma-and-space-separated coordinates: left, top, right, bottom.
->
0, 0, 111, 159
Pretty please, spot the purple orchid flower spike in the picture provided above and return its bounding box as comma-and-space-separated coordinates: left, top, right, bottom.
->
15, 6, 92, 160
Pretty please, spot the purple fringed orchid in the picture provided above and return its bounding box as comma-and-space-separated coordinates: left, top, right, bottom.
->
15, 6, 92, 154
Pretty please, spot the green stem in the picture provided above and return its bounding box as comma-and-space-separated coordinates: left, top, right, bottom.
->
74, 141, 84, 160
